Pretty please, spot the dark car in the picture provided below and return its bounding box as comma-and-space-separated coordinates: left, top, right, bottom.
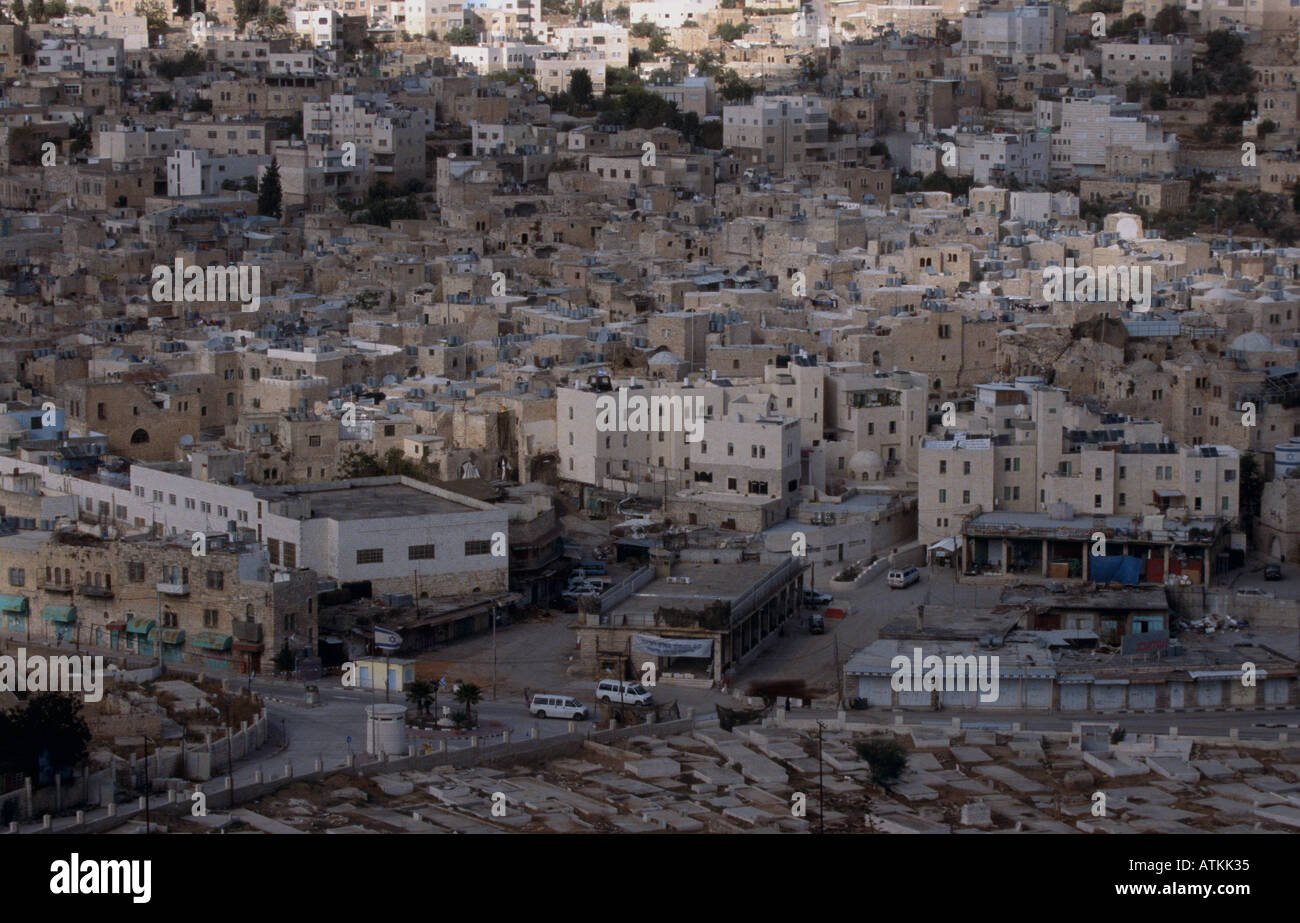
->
1265, 564, 1284, 581
808, 612, 826, 634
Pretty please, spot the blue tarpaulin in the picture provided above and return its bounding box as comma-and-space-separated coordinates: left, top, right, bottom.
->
1090, 554, 1142, 585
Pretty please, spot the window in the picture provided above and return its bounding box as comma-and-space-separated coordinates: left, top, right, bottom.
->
127, 562, 145, 582
7, 567, 22, 587
962, 490, 970, 504
464, 540, 491, 556
1094, 494, 1102, 509
203, 608, 219, 628
1225, 469, 1237, 483
939, 489, 947, 503
962, 461, 971, 475
939, 460, 947, 474
408, 544, 436, 560
308, 435, 321, 447
1094, 467, 1102, 481
356, 548, 384, 564
206, 570, 224, 590
283, 543, 296, 568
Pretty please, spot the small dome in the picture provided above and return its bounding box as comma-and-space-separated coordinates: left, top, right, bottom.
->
1231, 332, 1274, 352
648, 350, 681, 365
849, 450, 884, 480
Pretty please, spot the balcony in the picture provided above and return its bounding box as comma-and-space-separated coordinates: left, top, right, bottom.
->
78, 584, 114, 599
39, 582, 74, 594
156, 581, 189, 596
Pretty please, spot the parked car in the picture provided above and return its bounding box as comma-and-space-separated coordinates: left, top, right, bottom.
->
529, 693, 587, 720
802, 588, 833, 607
1236, 586, 1274, 598
1265, 564, 1284, 581
887, 566, 921, 589
595, 679, 653, 706
808, 612, 826, 634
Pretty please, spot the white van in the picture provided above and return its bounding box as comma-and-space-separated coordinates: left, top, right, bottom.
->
529, 693, 587, 720
595, 679, 653, 706
887, 566, 921, 589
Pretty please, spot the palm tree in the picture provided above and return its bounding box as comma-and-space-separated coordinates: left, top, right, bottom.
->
405, 679, 435, 716
454, 682, 482, 728
256, 4, 288, 38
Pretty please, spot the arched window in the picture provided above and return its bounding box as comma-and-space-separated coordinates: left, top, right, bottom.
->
130, 428, 149, 444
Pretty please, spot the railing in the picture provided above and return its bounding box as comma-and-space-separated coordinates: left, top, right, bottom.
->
598, 565, 653, 614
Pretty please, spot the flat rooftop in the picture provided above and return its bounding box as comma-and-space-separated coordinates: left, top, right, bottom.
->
261, 482, 478, 519
611, 562, 781, 618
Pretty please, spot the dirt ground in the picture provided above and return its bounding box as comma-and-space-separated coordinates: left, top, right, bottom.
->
411, 610, 584, 696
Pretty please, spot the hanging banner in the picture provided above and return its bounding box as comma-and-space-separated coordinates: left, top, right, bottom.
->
631, 633, 713, 658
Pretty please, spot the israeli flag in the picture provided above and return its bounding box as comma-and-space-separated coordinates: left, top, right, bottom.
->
374, 627, 402, 651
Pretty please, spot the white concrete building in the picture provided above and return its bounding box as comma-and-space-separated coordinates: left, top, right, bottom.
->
959, 0, 1064, 56
167, 149, 268, 197
628, 0, 718, 29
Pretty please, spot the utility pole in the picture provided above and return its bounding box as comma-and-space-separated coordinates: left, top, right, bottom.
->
491, 603, 498, 702
816, 721, 825, 835
143, 734, 151, 834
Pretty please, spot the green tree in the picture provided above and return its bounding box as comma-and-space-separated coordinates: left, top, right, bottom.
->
257, 156, 282, 218
256, 3, 288, 37
10, 0, 26, 23
454, 682, 482, 727
28, 0, 45, 22
157, 48, 206, 78
1152, 3, 1185, 35
569, 67, 594, 106
405, 679, 436, 715
0, 693, 91, 781
1240, 452, 1265, 524
67, 116, 90, 154
719, 69, 756, 102
234, 0, 263, 29
715, 21, 747, 41
135, 0, 168, 43
854, 737, 908, 788
46, 0, 66, 17
445, 24, 476, 44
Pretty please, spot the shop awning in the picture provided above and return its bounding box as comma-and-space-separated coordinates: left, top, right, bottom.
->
159, 629, 185, 645
233, 641, 263, 653
0, 595, 29, 614
41, 605, 76, 623
192, 632, 232, 651
125, 617, 155, 634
